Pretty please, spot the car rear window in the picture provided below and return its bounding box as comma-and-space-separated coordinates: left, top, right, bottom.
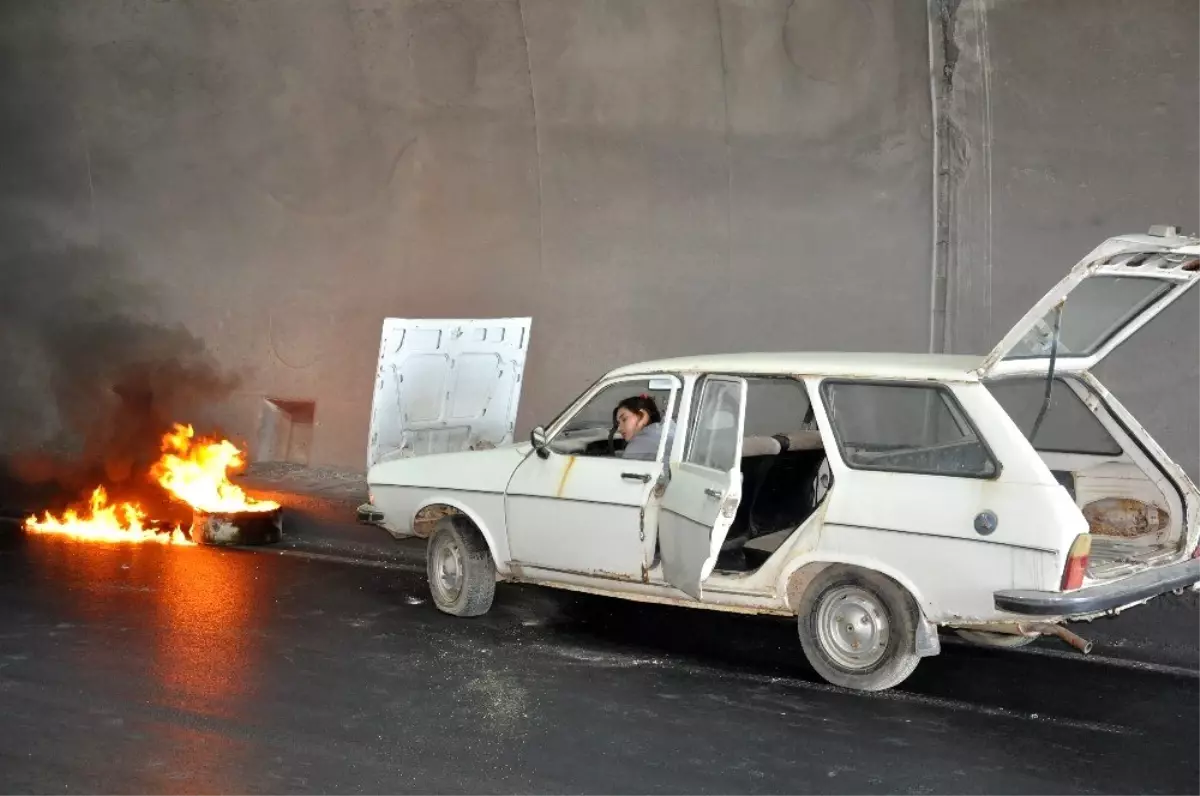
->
1002, 275, 1172, 360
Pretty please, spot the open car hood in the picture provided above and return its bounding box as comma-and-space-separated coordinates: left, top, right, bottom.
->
977, 229, 1200, 379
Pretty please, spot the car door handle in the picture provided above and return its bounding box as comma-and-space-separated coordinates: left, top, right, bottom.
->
621, 472, 651, 483
704, 488, 723, 499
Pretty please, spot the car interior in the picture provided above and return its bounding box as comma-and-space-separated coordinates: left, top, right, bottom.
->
548, 383, 676, 457
548, 376, 833, 575
986, 375, 1188, 579
632, 376, 834, 574
714, 427, 830, 572
701, 376, 833, 574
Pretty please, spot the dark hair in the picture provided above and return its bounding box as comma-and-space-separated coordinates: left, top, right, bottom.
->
614, 393, 662, 426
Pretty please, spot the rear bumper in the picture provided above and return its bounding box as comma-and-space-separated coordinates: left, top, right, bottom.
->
994, 558, 1200, 617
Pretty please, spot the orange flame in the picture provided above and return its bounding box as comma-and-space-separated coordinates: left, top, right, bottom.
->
24, 485, 192, 545
152, 424, 279, 514
23, 423, 278, 544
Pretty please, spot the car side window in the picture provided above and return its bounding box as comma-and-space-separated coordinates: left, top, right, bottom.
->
684, 378, 742, 472
549, 378, 676, 458
984, 376, 1122, 456
820, 381, 998, 478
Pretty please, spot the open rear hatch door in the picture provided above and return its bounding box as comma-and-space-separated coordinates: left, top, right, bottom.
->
976, 231, 1200, 379
980, 230, 1200, 603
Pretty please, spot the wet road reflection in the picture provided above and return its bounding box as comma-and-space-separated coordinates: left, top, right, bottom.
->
18, 533, 272, 712
4, 527, 275, 793
1, 521, 1197, 795
152, 544, 261, 717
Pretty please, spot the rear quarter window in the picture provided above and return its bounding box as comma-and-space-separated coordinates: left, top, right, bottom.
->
984, 377, 1122, 457
820, 381, 999, 478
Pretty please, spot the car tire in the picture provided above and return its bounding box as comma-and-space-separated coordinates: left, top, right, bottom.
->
426, 516, 496, 617
797, 565, 921, 692
954, 629, 1038, 649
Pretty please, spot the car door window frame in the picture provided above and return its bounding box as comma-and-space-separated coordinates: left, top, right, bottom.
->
544, 373, 682, 462
683, 375, 748, 474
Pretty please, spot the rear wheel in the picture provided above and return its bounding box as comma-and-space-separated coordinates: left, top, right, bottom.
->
426, 516, 496, 617
955, 629, 1038, 649
797, 565, 921, 691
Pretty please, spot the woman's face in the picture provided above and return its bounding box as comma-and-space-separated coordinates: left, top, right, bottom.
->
616, 407, 650, 442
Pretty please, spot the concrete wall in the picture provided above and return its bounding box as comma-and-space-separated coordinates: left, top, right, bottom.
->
936, 0, 1199, 483
936, 0, 1199, 665
0, 0, 931, 470
0, 0, 1195, 478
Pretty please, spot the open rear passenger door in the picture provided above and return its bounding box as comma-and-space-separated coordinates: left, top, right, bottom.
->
658, 376, 747, 599
978, 232, 1200, 379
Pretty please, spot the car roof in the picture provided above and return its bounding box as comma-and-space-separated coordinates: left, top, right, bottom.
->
606, 352, 986, 382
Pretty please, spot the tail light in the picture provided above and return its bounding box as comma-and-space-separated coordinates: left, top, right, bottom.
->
1060, 533, 1092, 591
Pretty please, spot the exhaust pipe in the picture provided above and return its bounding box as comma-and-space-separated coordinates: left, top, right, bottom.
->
1023, 622, 1094, 655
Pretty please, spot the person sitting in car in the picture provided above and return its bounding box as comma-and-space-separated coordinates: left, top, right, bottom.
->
613, 394, 674, 461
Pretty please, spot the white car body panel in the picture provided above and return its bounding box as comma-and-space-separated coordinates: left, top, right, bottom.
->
506, 452, 662, 579
364, 231, 1200, 639
806, 378, 1085, 623
368, 444, 528, 568
367, 317, 531, 469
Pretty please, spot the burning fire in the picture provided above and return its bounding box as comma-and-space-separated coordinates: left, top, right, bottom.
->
24, 423, 278, 544
152, 424, 278, 515
23, 485, 192, 545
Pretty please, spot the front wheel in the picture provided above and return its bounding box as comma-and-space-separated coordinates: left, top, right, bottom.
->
797, 565, 921, 692
426, 517, 496, 617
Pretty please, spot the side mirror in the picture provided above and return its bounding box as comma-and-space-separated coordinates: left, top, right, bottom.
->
530, 426, 550, 459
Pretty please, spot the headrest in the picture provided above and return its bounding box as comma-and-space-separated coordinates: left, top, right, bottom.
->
779, 430, 824, 450
742, 436, 783, 457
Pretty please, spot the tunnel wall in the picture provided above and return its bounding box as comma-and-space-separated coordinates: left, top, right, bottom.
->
0, 0, 931, 470
948, 0, 1199, 660
937, 0, 1199, 487
0, 0, 1195, 482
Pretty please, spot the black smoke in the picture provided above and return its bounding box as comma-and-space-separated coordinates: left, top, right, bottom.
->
0, 222, 241, 519
0, 7, 238, 518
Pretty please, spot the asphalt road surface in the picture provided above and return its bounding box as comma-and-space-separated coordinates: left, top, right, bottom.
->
1, 520, 1197, 795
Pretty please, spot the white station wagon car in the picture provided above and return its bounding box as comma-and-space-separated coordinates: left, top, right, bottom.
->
364, 228, 1200, 691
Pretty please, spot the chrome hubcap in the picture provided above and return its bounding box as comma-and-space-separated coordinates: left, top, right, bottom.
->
432, 538, 464, 604
816, 586, 889, 670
